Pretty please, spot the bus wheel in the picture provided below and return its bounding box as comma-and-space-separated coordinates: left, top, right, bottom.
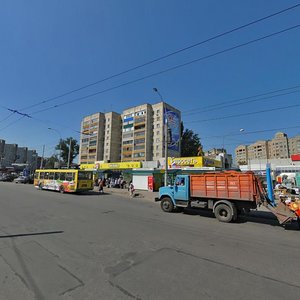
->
59, 186, 65, 194
160, 197, 174, 213
214, 204, 233, 223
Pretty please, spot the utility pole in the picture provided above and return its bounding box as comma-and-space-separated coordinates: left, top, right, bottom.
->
164, 110, 168, 186
67, 138, 72, 169
40, 145, 45, 169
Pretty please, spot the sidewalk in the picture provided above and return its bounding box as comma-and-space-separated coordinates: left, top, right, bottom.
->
97, 186, 159, 201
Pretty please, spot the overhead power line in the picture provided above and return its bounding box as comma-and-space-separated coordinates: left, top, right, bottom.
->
182, 84, 300, 114
186, 102, 300, 124
200, 125, 300, 140
183, 89, 300, 116
20, 3, 300, 112
30, 24, 300, 115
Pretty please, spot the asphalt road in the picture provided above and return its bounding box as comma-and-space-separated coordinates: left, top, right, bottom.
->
0, 182, 299, 300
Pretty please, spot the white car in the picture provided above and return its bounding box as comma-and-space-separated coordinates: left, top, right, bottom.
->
14, 176, 29, 184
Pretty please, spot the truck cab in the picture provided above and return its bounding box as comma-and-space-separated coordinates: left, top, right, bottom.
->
156, 175, 190, 212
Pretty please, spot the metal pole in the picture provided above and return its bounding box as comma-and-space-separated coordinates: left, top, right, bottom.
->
266, 163, 275, 205
67, 138, 72, 169
40, 145, 45, 169
164, 111, 168, 186
48, 128, 62, 166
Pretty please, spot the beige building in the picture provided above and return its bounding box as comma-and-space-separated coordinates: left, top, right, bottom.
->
79, 112, 121, 164
235, 132, 300, 164
288, 134, 300, 155
79, 101, 181, 164
267, 132, 289, 159
121, 102, 181, 162
235, 145, 248, 165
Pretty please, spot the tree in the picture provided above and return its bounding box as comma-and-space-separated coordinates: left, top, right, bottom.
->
56, 138, 79, 165
180, 122, 203, 157
44, 155, 59, 169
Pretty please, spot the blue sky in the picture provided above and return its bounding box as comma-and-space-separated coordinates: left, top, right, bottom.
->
0, 0, 299, 158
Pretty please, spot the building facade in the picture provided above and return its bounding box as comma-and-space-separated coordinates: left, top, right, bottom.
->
79, 101, 181, 164
235, 132, 300, 164
16, 147, 28, 163
2, 144, 18, 167
79, 112, 122, 164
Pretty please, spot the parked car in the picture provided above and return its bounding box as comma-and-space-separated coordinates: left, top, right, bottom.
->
14, 176, 29, 184
0, 174, 14, 182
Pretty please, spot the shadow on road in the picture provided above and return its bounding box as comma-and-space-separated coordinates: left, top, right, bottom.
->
183, 208, 300, 230
0, 230, 64, 238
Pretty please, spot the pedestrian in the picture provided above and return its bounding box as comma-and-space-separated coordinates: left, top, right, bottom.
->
129, 181, 135, 198
98, 178, 104, 194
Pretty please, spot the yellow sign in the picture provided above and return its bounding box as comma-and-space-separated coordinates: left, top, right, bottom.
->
80, 163, 96, 170
99, 162, 141, 169
80, 162, 141, 170
168, 156, 221, 168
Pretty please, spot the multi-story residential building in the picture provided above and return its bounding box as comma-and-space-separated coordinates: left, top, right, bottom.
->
16, 147, 28, 163
103, 112, 122, 162
0, 139, 5, 168
235, 145, 248, 165
27, 150, 38, 171
79, 112, 122, 164
288, 134, 300, 155
121, 102, 181, 162
235, 132, 300, 164
248, 140, 269, 160
79, 101, 181, 164
267, 132, 289, 159
3, 144, 18, 167
122, 104, 153, 162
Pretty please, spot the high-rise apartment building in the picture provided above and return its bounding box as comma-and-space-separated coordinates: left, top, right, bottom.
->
3, 144, 18, 167
267, 132, 289, 159
235, 132, 300, 164
79, 112, 122, 164
79, 101, 181, 164
288, 134, 300, 155
121, 102, 181, 162
16, 147, 28, 163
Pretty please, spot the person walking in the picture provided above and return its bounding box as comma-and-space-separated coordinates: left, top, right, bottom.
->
129, 181, 135, 198
98, 178, 104, 194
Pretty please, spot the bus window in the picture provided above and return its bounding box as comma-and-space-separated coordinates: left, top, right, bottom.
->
49, 172, 54, 180
34, 173, 39, 179
66, 172, 74, 181
44, 172, 49, 180
54, 172, 60, 180
78, 171, 92, 180
40, 172, 45, 179
60, 173, 66, 181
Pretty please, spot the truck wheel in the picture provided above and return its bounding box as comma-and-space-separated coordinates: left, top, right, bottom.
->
160, 197, 174, 213
214, 204, 233, 223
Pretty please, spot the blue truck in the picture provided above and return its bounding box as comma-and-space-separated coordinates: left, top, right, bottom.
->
155, 171, 297, 224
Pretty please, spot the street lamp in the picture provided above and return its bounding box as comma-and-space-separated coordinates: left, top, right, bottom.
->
222, 128, 245, 169
48, 127, 62, 167
153, 88, 168, 186
67, 138, 72, 169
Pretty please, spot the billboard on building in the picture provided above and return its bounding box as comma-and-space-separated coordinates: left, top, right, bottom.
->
165, 107, 180, 152
168, 156, 222, 168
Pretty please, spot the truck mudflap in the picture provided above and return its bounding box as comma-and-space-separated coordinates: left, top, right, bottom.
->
265, 202, 297, 225
154, 197, 160, 202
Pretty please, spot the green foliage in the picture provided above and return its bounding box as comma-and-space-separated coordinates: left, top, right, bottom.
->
55, 137, 79, 164
180, 122, 202, 157
44, 155, 59, 169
